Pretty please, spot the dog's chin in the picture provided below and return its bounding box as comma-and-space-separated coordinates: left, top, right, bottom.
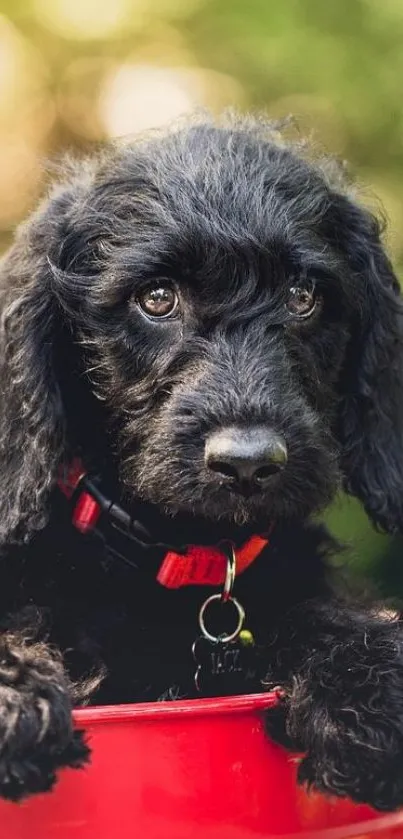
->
124, 484, 317, 549
156, 507, 269, 548
124, 459, 338, 546
168, 497, 273, 531
122, 485, 273, 547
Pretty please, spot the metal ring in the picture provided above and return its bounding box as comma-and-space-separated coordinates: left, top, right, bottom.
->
198, 594, 245, 644
221, 543, 236, 603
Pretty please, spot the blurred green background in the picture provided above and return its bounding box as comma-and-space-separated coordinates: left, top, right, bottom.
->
1, 0, 403, 597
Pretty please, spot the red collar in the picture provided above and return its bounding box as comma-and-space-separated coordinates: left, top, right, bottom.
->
156, 535, 268, 589
58, 459, 268, 589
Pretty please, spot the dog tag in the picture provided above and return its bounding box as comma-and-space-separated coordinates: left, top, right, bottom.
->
191, 545, 260, 695
192, 630, 258, 695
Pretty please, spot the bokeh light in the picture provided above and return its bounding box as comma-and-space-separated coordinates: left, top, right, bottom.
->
0, 15, 48, 127
0, 16, 53, 229
0, 140, 41, 227
32, 0, 135, 41
57, 58, 111, 140
99, 65, 198, 136
99, 63, 243, 136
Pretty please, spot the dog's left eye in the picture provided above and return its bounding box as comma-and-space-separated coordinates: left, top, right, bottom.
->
286, 285, 317, 319
137, 286, 179, 320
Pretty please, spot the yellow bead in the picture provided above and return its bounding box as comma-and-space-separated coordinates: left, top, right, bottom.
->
239, 629, 254, 646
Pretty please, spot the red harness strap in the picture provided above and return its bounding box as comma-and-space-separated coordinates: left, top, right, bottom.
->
58, 459, 268, 588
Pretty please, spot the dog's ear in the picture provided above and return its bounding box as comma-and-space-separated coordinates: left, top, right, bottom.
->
335, 199, 403, 533
0, 176, 90, 545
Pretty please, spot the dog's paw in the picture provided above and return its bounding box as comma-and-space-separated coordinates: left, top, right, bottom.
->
0, 635, 90, 801
266, 690, 403, 810
296, 724, 403, 812
0, 730, 89, 801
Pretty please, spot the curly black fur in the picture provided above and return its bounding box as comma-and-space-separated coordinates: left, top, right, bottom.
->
0, 114, 403, 808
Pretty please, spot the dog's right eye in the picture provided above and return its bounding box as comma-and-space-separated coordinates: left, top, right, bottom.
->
285, 283, 317, 319
137, 286, 179, 320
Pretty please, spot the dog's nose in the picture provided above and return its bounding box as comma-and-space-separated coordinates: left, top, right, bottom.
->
205, 426, 287, 490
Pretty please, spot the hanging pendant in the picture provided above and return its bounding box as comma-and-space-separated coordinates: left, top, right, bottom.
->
192, 544, 259, 695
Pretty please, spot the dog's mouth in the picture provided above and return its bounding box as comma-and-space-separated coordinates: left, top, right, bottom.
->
117, 411, 342, 545
127, 460, 337, 542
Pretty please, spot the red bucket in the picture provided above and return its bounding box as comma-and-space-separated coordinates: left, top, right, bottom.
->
0, 692, 402, 839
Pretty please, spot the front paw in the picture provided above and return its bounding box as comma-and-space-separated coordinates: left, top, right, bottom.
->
276, 610, 403, 811
0, 636, 90, 801
0, 730, 89, 801
268, 690, 403, 810
285, 683, 403, 812
298, 731, 403, 812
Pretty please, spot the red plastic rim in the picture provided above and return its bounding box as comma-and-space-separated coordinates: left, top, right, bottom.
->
73, 690, 280, 724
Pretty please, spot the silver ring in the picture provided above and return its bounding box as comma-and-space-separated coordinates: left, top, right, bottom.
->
198, 594, 245, 644
221, 543, 236, 603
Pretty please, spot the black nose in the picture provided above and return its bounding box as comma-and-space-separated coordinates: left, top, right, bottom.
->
205, 426, 287, 491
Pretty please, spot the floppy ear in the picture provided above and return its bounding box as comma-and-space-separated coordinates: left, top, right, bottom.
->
336, 201, 403, 533
0, 176, 90, 545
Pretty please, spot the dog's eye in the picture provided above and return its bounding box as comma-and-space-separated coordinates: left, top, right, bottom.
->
137, 286, 179, 320
286, 285, 316, 319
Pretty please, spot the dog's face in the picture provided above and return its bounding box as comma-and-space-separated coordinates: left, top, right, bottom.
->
1, 117, 403, 544
114, 259, 343, 529
82, 195, 347, 530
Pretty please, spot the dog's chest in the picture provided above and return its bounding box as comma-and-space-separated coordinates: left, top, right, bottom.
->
72, 583, 266, 703
12, 520, 331, 705
48, 555, 274, 703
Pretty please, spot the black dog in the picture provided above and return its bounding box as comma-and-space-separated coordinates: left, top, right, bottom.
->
1, 114, 403, 810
